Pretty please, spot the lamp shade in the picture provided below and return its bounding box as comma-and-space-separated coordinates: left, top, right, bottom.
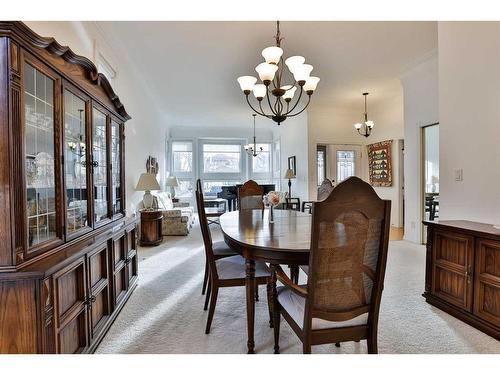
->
261, 46, 283, 64
284, 169, 296, 179
281, 85, 297, 101
255, 63, 278, 82
293, 64, 313, 83
237, 76, 257, 92
304, 76, 320, 92
252, 84, 267, 99
136, 173, 160, 191
285, 56, 305, 73
165, 176, 179, 187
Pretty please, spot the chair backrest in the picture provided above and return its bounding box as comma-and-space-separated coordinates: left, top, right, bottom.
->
237, 180, 264, 210
305, 176, 391, 330
317, 179, 334, 201
195, 179, 218, 279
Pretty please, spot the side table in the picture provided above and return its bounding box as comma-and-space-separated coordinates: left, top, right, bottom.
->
140, 210, 163, 246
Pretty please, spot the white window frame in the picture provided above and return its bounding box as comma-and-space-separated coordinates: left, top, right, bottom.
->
249, 142, 273, 183
198, 139, 247, 183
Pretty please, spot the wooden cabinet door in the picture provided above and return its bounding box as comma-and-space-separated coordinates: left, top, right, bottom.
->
52, 256, 89, 353
431, 230, 474, 311
474, 238, 500, 326
125, 227, 138, 288
87, 242, 111, 340
111, 233, 127, 307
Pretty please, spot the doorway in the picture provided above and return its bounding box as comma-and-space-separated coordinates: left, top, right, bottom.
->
421, 123, 439, 243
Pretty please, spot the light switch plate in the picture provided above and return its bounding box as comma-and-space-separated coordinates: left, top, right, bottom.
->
454, 168, 463, 181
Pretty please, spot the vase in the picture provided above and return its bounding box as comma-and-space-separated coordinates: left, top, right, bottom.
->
269, 205, 274, 224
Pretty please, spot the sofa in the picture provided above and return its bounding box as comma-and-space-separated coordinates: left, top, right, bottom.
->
138, 192, 195, 236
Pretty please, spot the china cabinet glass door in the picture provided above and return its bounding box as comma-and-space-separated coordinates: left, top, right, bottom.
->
92, 109, 109, 224
24, 62, 58, 248
64, 89, 90, 235
110, 120, 123, 216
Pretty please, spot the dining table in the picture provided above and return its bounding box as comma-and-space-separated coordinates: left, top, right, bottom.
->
219, 208, 312, 354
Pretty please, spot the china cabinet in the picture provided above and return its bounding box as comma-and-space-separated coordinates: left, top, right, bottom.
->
0, 21, 138, 353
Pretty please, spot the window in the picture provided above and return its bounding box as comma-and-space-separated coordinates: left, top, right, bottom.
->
175, 180, 194, 199
203, 180, 240, 198
203, 144, 241, 173
317, 145, 327, 186
336, 150, 356, 182
172, 141, 193, 174
252, 144, 271, 173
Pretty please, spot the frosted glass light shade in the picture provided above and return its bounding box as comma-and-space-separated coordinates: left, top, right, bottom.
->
293, 64, 313, 82
354, 123, 362, 130
262, 46, 283, 64
253, 84, 267, 99
255, 63, 278, 82
237, 76, 257, 92
304, 76, 320, 92
365, 120, 375, 128
285, 56, 305, 73
281, 85, 297, 100
136, 173, 160, 191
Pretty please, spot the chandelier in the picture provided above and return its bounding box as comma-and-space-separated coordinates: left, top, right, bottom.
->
237, 21, 320, 126
244, 114, 263, 157
354, 92, 375, 137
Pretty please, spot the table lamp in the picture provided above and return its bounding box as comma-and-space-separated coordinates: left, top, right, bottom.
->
284, 169, 296, 197
136, 173, 160, 210
165, 176, 179, 198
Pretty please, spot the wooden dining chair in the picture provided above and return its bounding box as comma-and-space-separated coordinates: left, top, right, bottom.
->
237, 180, 264, 210
196, 183, 273, 334
302, 179, 334, 214
196, 179, 237, 296
272, 176, 391, 354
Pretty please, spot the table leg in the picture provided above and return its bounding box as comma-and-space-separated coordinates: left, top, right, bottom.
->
245, 258, 256, 354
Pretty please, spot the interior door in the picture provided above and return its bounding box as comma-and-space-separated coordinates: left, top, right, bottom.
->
328, 144, 362, 184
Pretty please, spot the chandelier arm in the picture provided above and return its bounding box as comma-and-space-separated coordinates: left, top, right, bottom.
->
285, 95, 311, 117
266, 86, 278, 116
246, 95, 268, 117
283, 85, 304, 115
258, 100, 273, 118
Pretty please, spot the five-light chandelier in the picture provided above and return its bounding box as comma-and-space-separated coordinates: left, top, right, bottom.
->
237, 21, 320, 126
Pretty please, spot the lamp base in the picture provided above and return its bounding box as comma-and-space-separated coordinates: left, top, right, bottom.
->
142, 190, 154, 210
169, 186, 176, 199
288, 179, 292, 197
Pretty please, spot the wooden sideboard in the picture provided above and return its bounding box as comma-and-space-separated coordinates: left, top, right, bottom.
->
0, 22, 138, 353
423, 220, 500, 340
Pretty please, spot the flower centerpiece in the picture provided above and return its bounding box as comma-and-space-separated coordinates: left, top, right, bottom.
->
263, 191, 282, 223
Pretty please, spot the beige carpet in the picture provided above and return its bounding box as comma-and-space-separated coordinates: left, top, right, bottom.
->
96, 221, 500, 354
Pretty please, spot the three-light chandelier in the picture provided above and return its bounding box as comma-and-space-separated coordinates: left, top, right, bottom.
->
354, 92, 375, 137
237, 21, 320, 126
244, 114, 263, 157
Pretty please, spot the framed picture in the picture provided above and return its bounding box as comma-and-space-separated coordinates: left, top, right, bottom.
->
367, 140, 393, 187
288, 156, 296, 175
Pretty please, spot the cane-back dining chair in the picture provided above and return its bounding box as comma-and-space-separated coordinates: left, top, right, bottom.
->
272, 176, 391, 354
237, 180, 264, 210
196, 181, 273, 334
196, 180, 237, 296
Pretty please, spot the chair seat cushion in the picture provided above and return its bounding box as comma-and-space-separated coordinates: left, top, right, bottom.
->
212, 241, 237, 257
216, 255, 269, 280
277, 286, 368, 330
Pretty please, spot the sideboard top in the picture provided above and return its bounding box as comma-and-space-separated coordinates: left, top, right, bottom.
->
0, 21, 130, 121
424, 220, 500, 238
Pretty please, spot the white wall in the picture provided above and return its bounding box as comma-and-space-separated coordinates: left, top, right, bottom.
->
272, 114, 310, 203
438, 22, 500, 225
25, 22, 169, 216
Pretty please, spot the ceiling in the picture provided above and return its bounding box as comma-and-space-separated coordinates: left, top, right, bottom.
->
96, 21, 437, 129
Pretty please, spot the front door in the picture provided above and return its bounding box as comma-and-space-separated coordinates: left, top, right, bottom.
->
328, 145, 362, 184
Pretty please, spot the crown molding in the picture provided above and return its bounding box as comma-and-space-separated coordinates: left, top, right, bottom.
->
0, 21, 131, 120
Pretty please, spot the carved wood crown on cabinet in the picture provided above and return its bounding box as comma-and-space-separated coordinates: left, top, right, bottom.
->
423, 220, 500, 341
0, 21, 138, 354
